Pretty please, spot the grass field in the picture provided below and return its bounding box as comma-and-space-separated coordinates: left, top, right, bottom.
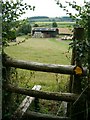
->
32, 21, 75, 28
5, 36, 72, 114
5, 36, 71, 92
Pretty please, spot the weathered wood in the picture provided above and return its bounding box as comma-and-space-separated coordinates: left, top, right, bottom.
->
5, 84, 82, 102
11, 85, 41, 120
3, 55, 87, 75
57, 102, 67, 116
73, 27, 84, 40
87, 7, 90, 120
70, 27, 87, 120
23, 111, 71, 120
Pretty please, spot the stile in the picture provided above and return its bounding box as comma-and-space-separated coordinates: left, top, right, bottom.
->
11, 85, 41, 120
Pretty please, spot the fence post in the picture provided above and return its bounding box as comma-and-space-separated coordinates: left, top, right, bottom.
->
2, 54, 12, 120
87, 4, 90, 119
67, 35, 75, 117
70, 27, 86, 120
34, 97, 40, 112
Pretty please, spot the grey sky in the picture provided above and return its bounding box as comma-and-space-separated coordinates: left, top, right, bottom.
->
21, 0, 88, 19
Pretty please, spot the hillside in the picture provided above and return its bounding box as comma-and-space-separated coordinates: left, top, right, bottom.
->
28, 16, 74, 22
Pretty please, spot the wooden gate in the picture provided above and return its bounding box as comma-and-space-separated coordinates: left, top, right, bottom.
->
2, 27, 89, 120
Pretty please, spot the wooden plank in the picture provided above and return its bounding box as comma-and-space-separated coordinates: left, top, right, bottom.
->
57, 102, 67, 117
5, 84, 82, 102
23, 111, 71, 120
11, 85, 41, 120
3, 54, 87, 76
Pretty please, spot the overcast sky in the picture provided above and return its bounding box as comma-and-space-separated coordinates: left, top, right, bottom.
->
20, 0, 89, 19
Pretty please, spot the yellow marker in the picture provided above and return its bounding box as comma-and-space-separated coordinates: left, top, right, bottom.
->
74, 66, 83, 75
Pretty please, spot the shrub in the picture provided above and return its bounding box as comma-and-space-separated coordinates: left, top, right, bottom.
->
33, 23, 39, 27
17, 23, 32, 36
52, 22, 58, 28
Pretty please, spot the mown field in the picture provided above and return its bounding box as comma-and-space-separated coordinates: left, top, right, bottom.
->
32, 21, 75, 28
5, 36, 71, 92
5, 36, 72, 114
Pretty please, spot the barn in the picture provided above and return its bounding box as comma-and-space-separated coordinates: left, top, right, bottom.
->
32, 27, 59, 38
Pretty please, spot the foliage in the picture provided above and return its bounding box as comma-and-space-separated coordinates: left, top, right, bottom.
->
17, 23, 32, 36
33, 23, 39, 27
55, 0, 90, 66
2, 67, 25, 119
2, 0, 35, 46
52, 22, 58, 27
55, 0, 89, 30
2, 0, 35, 118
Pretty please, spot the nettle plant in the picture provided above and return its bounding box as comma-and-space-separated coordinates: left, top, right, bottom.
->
55, 0, 90, 66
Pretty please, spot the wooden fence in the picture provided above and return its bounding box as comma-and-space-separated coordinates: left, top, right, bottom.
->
3, 53, 88, 120
2, 27, 90, 120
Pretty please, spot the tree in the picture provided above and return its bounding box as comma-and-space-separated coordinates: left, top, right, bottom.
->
55, 0, 90, 65
55, 1, 90, 119
52, 22, 58, 27
17, 22, 32, 36
55, 0, 89, 31
2, 0, 35, 119
33, 23, 39, 27
2, 0, 35, 46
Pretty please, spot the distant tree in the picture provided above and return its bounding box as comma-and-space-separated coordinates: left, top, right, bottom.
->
17, 23, 32, 36
52, 22, 58, 27
33, 23, 39, 27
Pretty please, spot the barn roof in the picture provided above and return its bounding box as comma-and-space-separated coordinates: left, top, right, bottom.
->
32, 27, 58, 32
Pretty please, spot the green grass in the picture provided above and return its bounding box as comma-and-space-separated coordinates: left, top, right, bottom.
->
5, 36, 71, 92
32, 21, 75, 28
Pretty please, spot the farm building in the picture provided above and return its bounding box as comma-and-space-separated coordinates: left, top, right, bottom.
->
32, 27, 59, 38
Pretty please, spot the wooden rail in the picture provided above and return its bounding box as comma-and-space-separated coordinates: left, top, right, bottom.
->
5, 84, 82, 102
23, 111, 71, 120
3, 55, 87, 75
3, 26, 89, 119
11, 85, 41, 120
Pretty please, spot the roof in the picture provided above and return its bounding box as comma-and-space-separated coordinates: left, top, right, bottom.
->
32, 27, 58, 32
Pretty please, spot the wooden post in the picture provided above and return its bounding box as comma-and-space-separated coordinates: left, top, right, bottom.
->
34, 97, 40, 112
0, 2, 2, 119
87, 4, 90, 119
2, 54, 12, 120
72, 27, 84, 93
67, 28, 84, 117
67, 39, 75, 117
70, 28, 86, 120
